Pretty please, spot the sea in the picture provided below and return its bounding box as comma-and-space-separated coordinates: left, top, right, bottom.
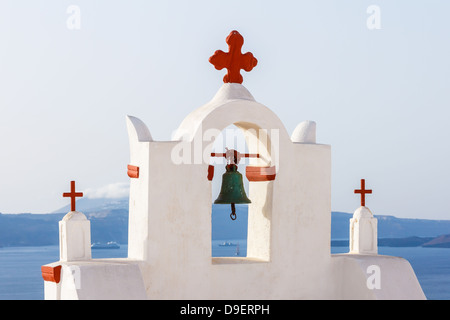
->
0, 241, 449, 300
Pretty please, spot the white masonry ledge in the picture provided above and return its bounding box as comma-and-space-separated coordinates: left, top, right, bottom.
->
330, 253, 426, 300
45, 254, 427, 300
43, 258, 148, 300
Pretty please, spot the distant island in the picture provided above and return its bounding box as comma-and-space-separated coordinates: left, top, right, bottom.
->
420, 234, 450, 248
332, 235, 450, 248
1, 199, 450, 248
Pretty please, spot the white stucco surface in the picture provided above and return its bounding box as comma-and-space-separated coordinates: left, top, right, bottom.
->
42, 83, 426, 300
59, 211, 91, 262
350, 206, 378, 254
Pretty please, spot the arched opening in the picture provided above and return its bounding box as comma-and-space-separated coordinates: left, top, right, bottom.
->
208, 122, 276, 261
210, 125, 249, 257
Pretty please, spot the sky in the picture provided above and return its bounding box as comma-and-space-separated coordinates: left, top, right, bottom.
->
0, 1, 450, 220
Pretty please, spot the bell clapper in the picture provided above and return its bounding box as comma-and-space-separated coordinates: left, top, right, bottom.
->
230, 203, 237, 220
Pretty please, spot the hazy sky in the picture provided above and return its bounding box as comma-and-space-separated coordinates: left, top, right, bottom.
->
1, 1, 450, 220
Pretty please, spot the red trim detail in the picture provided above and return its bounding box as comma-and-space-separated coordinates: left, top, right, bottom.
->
246, 166, 276, 181
41, 265, 62, 283
209, 30, 258, 84
62, 181, 83, 212
207, 165, 214, 181
211, 152, 259, 158
127, 165, 139, 178
354, 179, 372, 207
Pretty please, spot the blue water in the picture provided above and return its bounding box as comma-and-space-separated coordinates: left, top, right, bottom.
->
0, 245, 129, 300
0, 243, 449, 300
212, 239, 246, 257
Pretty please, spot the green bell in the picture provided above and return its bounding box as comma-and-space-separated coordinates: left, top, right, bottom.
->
214, 164, 251, 220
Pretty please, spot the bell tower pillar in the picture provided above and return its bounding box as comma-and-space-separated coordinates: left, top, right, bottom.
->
349, 179, 378, 254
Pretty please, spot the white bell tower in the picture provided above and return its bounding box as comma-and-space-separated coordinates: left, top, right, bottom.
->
349, 179, 378, 254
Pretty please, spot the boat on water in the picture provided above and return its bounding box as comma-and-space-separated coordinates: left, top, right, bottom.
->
218, 241, 237, 247
91, 241, 120, 249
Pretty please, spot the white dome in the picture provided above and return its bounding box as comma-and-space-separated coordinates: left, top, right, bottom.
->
353, 206, 373, 219
291, 120, 316, 143
62, 210, 87, 221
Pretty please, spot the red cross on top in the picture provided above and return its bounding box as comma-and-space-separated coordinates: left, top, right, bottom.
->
63, 180, 83, 212
209, 30, 258, 84
354, 179, 372, 207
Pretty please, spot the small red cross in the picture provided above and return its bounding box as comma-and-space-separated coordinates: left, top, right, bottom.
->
63, 180, 83, 212
354, 179, 372, 207
209, 30, 258, 84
